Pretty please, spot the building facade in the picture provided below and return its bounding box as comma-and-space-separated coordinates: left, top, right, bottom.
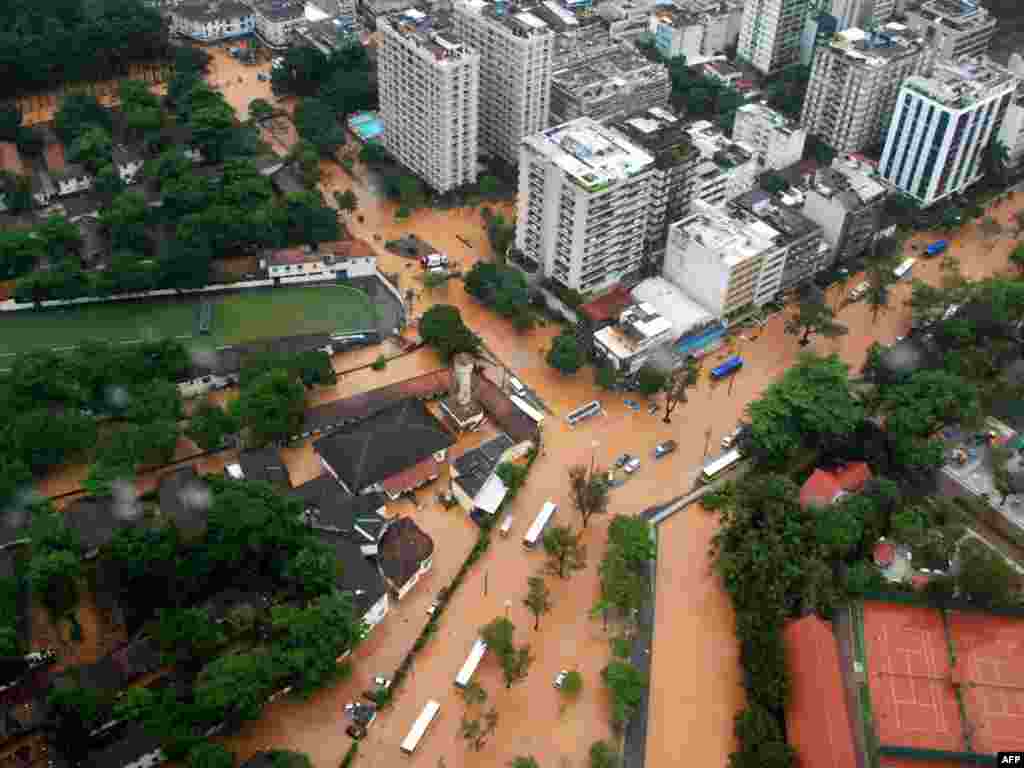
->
880, 57, 1017, 207
170, 1, 256, 41
685, 119, 761, 208
592, 302, 676, 373
800, 24, 932, 155
452, 0, 554, 167
648, 7, 705, 60
515, 117, 656, 294
737, 0, 810, 75
829, 0, 894, 31
996, 54, 1024, 169
549, 44, 671, 125
377, 8, 481, 193
905, 0, 997, 63
250, 0, 306, 47
801, 155, 889, 266
732, 102, 807, 169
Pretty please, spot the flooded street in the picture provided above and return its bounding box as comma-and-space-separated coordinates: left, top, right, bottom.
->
646, 504, 744, 768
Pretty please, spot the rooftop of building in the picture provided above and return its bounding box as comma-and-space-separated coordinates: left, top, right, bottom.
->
579, 283, 635, 324
451, 433, 515, 499
288, 474, 388, 541
730, 189, 822, 245
735, 101, 803, 135
611, 107, 698, 168
378, 516, 435, 589
535, 0, 579, 31
524, 116, 655, 191
824, 23, 929, 67
249, 0, 306, 21
594, 303, 675, 358
685, 119, 756, 169
173, 0, 253, 21
910, 0, 995, 30
630, 276, 713, 338
551, 43, 668, 93
649, 5, 703, 27
672, 202, 777, 267
456, 0, 553, 38
903, 56, 1017, 109
380, 7, 476, 62
811, 155, 889, 207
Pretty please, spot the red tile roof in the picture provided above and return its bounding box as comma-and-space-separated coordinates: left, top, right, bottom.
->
579, 285, 633, 324
799, 462, 872, 510
270, 247, 322, 266
381, 456, 440, 496
873, 540, 896, 567
784, 615, 857, 768
0, 142, 23, 175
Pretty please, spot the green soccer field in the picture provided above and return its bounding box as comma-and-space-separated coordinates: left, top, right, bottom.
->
0, 285, 377, 358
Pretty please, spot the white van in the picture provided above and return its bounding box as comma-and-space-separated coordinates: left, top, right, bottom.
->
849, 281, 870, 301
508, 376, 525, 395
421, 253, 448, 268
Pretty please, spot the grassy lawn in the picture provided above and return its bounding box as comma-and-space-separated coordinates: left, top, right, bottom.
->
0, 285, 376, 357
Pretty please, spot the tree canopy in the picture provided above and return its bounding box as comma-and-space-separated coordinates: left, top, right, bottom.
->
419, 305, 481, 362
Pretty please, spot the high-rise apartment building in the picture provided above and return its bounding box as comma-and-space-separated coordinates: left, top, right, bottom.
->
880, 56, 1016, 207
515, 117, 656, 293
685, 120, 761, 208
549, 45, 671, 125
829, 0, 894, 31
996, 54, 1024, 170
737, 0, 810, 74
377, 8, 480, 193
801, 25, 932, 155
905, 0, 997, 62
451, 0, 554, 167
732, 102, 807, 169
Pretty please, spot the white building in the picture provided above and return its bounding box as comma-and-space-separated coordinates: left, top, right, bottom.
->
904, 0, 997, 63
800, 25, 932, 155
685, 120, 761, 208
515, 117, 656, 294
648, 5, 737, 60
592, 302, 676, 373
732, 102, 807, 169
250, 0, 306, 47
452, 0, 554, 167
997, 53, 1024, 170
170, 1, 256, 41
53, 165, 93, 197
737, 0, 811, 75
880, 57, 1017, 208
262, 242, 378, 280
377, 8, 480, 194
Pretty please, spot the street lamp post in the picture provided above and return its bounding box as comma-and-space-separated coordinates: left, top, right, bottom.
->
504, 599, 511, 619
590, 439, 600, 481
703, 427, 712, 458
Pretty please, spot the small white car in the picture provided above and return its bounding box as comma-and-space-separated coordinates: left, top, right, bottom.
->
553, 670, 569, 689
849, 281, 870, 301
624, 457, 641, 474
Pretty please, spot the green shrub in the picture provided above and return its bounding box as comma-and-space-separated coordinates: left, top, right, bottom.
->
371, 355, 387, 371
340, 742, 358, 768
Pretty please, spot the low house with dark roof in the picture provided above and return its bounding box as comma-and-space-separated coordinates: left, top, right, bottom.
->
313, 399, 455, 498
288, 474, 390, 627
378, 517, 434, 600
450, 433, 516, 516
798, 461, 872, 511
63, 496, 143, 559
225, 447, 292, 489
157, 467, 210, 538
783, 615, 857, 768
84, 724, 164, 768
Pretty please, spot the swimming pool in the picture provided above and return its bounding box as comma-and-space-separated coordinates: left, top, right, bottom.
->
348, 111, 384, 142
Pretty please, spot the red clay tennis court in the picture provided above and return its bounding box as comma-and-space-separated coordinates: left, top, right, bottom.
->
948, 611, 1024, 755
862, 602, 966, 752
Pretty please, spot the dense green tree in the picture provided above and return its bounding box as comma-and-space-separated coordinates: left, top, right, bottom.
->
589, 741, 620, 768
662, 359, 699, 424
728, 704, 795, 768
154, 607, 226, 665
69, 124, 113, 173
523, 575, 552, 630
27, 549, 81, 620
294, 98, 345, 155
0, 229, 44, 280
318, 61, 376, 118
601, 661, 646, 728
569, 464, 609, 529
94, 163, 125, 200
283, 542, 339, 600
786, 288, 846, 345
812, 498, 865, 559
10, 408, 98, 474
285, 191, 340, 247
546, 331, 584, 375
510, 757, 539, 768
236, 369, 306, 446
189, 96, 237, 163
636, 365, 667, 396
47, 683, 104, 763
956, 539, 1019, 607
187, 742, 235, 768
542, 524, 586, 579
419, 305, 481, 361
54, 93, 111, 144
195, 651, 274, 723
101, 190, 149, 252
480, 616, 516, 658
334, 189, 358, 214
249, 98, 276, 123
0, 105, 21, 142
37, 215, 83, 263
187, 402, 240, 451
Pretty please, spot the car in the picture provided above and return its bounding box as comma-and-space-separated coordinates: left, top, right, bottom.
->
624, 457, 641, 474
257, 73, 268, 81
553, 670, 569, 689
614, 453, 632, 469
427, 598, 441, 615
721, 426, 743, 450
654, 440, 677, 458
648, 402, 659, 415
849, 281, 870, 301
373, 676, 392, 690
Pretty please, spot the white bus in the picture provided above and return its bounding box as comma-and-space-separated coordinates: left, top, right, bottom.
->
510, 394, 545, 426
454, 638, 488, 688
566, 400, 602, 426
400, 700, 441, 754
893, 258, 916, 281
701, 448, 743, 484
523, 501, 557, 548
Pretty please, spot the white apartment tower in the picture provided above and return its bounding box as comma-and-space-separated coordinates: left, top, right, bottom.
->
377, 9, 480, 194
905, 0, 997, 62
880, 57, 1017, 207
732, 102, 807, 169
515, 118, 656, 294
452, 0, 554, 167
737, 0, 810, 75
801, 25, 932, 155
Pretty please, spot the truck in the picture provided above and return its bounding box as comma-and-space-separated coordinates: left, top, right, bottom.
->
421, 253, 448, 268
926, 240, 948, 257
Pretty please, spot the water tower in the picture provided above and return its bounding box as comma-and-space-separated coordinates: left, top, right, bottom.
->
440, 353, 484, 431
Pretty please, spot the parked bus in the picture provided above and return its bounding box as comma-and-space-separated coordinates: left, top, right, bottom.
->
400, 700, 441, 754
710, 356, 743, 380
893, 258, 916, 281
566, 400, 602, 426
925, 240, 948, 257
523, 501, 557, 549
701, 448, 743, 483
454, 638, 488, 688
510, 394, 545, 426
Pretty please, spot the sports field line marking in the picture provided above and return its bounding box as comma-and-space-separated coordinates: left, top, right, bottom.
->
877, 624, 954, 738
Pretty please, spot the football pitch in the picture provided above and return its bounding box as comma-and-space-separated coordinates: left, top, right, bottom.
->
0, 285, 377, 358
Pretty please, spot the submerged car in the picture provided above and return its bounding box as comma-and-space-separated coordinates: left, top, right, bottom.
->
654, 440, 677, 459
